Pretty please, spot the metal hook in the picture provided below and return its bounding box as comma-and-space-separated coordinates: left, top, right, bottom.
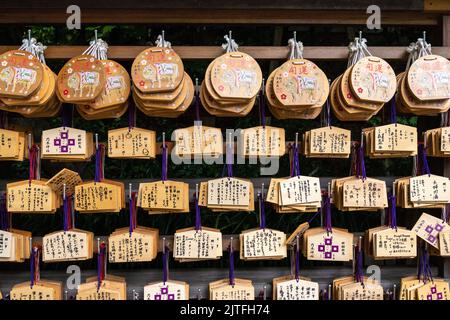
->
423, 31, 426, 43
95, 133, 99, 150
328, 284, 332, 300
28, 29, 31, 42
228, 30, 232, 41
94, 29, 98, 42
195, 183, 199, 199
162, 237, 166, 254
295, 132, 299, 148
263, 284, 267, 300
162, 132, 166, 148
162, 30, 165, 45
230, 236, 234, 251
28, 133, 32, 151
293, 31, 297, 43
63, 183, 66, 201
97, 237, 100, 253
261, 183, 265, 199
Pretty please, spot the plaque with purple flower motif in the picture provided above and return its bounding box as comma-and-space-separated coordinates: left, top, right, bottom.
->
144, 281, 189, 300
41, 126, 88, 156
412, 212, 450, 248
305, 228, 353, 262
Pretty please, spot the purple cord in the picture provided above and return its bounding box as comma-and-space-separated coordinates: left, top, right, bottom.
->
419, 144, 431, 175
388, 194, 397, 230
358, 143, 367, 180
129, 194, 136, 235
195, 192, 201, 231
226, 141, 233, 178
258, 193, 266, 229
161, 144, 168, 181
326, 98, 331, 127
94, 144, 104, 183
228, 244, 235, 286
0, 194, 8, 231
61, 104, 73, 128
295, 244, 300, 281
162, 246, 169, 284
390, 97, 397, 124
323, 194, 332, 233
30, 248, 35, 288
63, 196, 69, 232
194, 91, 201, 122
290, 143, 300, 177
355, 245, 364, 283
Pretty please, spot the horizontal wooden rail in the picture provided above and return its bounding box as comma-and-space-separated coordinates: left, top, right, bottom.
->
2, 46, 450, 60
0, 8, 438, 25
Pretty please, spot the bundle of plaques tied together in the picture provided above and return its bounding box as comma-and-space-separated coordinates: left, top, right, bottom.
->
132, 34, 194, 118
396, 36, 450, 116
201, 33, 262, 117
266, 36, 329, 119
57, 37, 130, 120
331, 36, 396, 121
0, 36, 61, 117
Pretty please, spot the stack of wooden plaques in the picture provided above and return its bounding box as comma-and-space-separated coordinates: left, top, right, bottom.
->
7, 180, 60, 213
238, 125, 286, 158
332, 276, 384, 300
42, 229, 94, 262
303, 228, 353, 261
10, 280, 62, 300
0, 229, 31, 262
198, 177, 254, 212
107, 126, 156, 159
266, 176, 321, 213
363, 123, 417, 158
331, 38, 396, 121
137, 180, 189, 214
131, 38, 194, 118
424, 127, 450, 157
396, 39, 450, 116
45, 168, 82, 198
265, 39, 329, 120
74, 180, 125, 213
75, 60, 130, 120
240, 228, 287, 260
0, 128, 27, 161
400, 276, 450, 300
108, 226, 159, 263
302, 126, 351, 158
201, 35, 262, 117
57, 55, 106, 105
331, 176, 388, 211
366, 226, 417, 259
272, 275, 319, 300
394, 174, 450, 209
173, 227, 223, 262
0, 43, 61, 118
265, 176, 322, 213
209, 278, 255, 300
41, 127, 94, 161
144, 279, 189, 300
172, 124, 223, 159
77, 275, 127, 300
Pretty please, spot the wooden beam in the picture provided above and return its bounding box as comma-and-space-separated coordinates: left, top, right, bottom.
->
2, 45, 450, 60
0, 8, 438, 25
425, 0, 450, 12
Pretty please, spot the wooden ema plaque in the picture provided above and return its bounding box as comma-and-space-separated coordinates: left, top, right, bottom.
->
207, 177, 251, 207
108, 127, 156, 159
132, 47, 183, 93
272, 276, 319, 300
266, 178, 320, 213
45, 168, 82, 197
0, 128, 26, 161
439, 229, 450, 256
173, 125, 223, 157
0, 50, 43, 98
341, 177, 388, 209
412, 212, 450, 248
108, 227, 158, 263
278, 175, 321, 206
407, 55, 450, 101
238, 126, 285, 157
173, 227, 222, 261
304, 228, 353, 261
340, 281, 384, 300
57, 55, 105, 103
41, 126, 94, 161
209, 278, 255, 300
0, 230, 13, 260
138, 180, 189, 213
417, 281, 450, 300
350, 56, 396, 103
210, 52, 262, 100
304, 126, 351, 157
7, 180, 58, 213
10, 281, 62, 300
42, 229, 93, 262
90, 60, 130, 109
372, 228, 417, 259
273, 58, 328, 106
409, 174, 450, 203
240, 228, 287, 260
372, 123, 417, 153
144, 280, 189, 300
74, 180, 124, 213
77, 276, 126, 300
0, 229, 31, 262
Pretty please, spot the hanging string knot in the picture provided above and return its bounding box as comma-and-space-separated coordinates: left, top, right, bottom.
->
155, 34, 172, 48
288, 38, 304, 60
222, 34, 239, 53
